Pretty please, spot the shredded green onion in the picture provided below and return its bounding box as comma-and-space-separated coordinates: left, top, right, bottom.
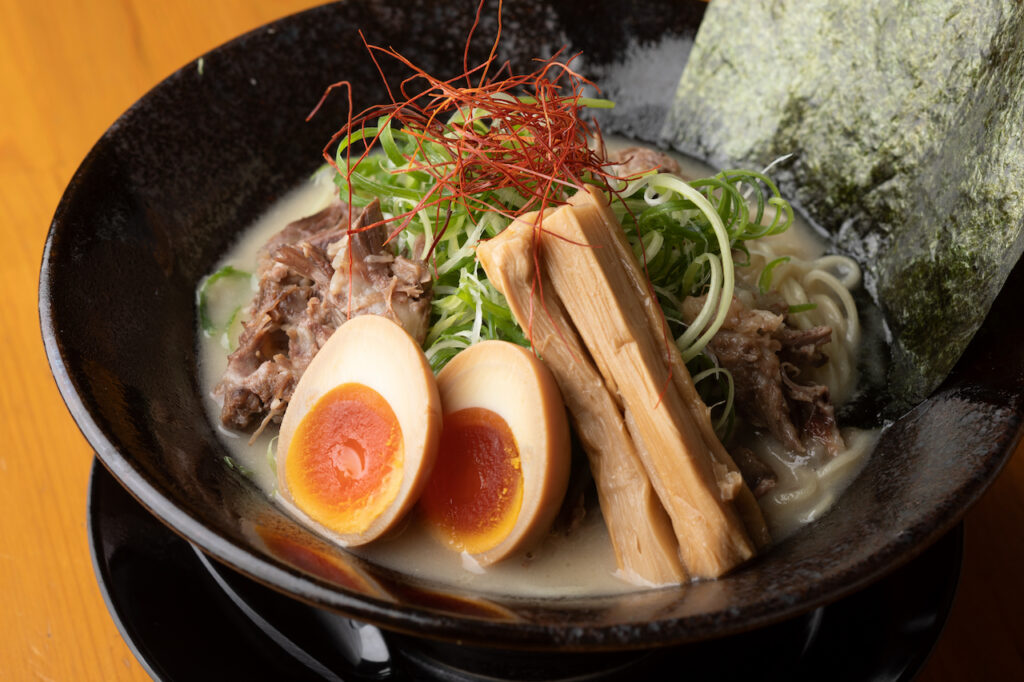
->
333, 115, 549, 371
614, 169, 793, 364
333, 111, 794, 437
223, 456, 254, 477
759, 256, 791, 295
691, 363, 736, 439
266, 435, 279, 476
198, 265, 253, 351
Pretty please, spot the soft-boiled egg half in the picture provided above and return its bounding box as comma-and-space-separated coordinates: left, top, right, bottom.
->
276, 315, 442, 545
418, 340, 571, 566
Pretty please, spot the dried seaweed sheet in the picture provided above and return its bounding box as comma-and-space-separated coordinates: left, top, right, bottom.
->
662, 0, 1024, 407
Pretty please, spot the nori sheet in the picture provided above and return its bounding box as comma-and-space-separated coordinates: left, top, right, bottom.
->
662, 0, 1024, 409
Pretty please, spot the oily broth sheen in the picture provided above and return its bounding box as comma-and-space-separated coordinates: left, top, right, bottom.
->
199, 151, 874, 596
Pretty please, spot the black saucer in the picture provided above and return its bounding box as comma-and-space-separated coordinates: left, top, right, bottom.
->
88, 460, 961, 681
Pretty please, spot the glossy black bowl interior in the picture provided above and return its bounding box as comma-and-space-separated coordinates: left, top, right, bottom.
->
40, 0, 1023, 650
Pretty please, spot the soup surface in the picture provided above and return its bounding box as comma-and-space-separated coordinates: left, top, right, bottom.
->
198, 152, 876, 596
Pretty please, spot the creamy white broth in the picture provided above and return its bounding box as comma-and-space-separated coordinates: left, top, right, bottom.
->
199, 154, 876, 595
199, 174, 636, 596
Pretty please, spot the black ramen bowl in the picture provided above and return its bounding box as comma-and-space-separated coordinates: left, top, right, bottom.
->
40, 0, 1023, 652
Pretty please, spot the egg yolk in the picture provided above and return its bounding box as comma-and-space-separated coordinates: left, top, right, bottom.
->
285, 382, 403, 535
420, 407, 524, 554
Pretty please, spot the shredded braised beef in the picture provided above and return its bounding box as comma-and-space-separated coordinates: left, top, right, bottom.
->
731, 447, 777, 498
609, 145, 682, 177
682, 295, 845, 459
214, 199, 432, 433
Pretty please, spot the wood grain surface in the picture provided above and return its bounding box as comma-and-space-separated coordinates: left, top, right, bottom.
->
1, 1, 1021, 680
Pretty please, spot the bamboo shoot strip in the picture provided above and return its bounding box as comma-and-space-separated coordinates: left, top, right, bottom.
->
570, 187, 771, 549
539, 202, 755, 578
477, 214, 687, 585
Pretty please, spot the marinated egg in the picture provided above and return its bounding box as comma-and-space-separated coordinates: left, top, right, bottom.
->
419, 340, 571, 565
276, 315, 441, 545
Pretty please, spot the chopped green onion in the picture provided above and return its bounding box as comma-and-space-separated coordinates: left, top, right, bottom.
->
331, 111, 795, 431
222, 456, 253, 477
758, 256, 791, 294
692, 364, 736, 441
198, 266, 253, 350
267, 436, 279, 477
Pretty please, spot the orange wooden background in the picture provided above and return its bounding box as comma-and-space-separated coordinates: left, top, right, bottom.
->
1, 1, 1021, 680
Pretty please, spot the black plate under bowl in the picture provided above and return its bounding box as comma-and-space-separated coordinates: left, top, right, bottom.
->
42, 0, 1023, 651
88, 460, 962, 681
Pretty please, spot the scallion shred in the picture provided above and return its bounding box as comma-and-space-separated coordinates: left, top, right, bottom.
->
198, 265, 253, 350
331, 111, 794, 438
759, 256, 791, 295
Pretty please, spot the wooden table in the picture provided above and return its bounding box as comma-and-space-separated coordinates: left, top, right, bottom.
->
1, 1, 1021, 679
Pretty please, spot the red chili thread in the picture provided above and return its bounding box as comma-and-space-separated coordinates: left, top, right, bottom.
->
308, 0, 680, 376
